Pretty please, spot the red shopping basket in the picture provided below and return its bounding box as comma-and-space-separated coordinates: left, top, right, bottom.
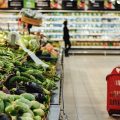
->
106, 67, 120, 116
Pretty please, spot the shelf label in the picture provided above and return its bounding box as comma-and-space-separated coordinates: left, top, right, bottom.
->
23, 0, 35, 9
36, 0, 50, 10
9, 0, 23, 10
89, 0, 104, 10
62, 1, 77, 10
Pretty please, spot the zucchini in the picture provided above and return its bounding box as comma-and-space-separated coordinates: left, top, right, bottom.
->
25, 73, 45, 82
20, 73, 42, 84
9, 76, 29, 84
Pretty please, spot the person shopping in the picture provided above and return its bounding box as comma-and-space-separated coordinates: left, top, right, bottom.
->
63, 20, 71, 57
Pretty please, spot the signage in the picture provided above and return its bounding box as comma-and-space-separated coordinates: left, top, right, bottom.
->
23, 0, 35, 9
9, 0, 23, 10
62, 0, 77, 10
89, 0, 104, 10
36, 0, 50, 10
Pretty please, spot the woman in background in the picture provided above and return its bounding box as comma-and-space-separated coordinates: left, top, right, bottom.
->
63, 20, 71, 57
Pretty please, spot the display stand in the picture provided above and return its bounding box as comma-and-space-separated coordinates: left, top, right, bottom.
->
47, 48, 68, 120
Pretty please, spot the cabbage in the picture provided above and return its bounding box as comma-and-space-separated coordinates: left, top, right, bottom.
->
29, 39, 40, 50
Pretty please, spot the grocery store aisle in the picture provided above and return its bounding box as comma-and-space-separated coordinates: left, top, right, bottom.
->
64, 55, 120, 120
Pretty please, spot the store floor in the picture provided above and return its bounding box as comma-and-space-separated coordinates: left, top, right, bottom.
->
64, 55, 120, 120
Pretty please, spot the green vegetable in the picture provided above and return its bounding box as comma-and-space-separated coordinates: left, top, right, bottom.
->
43, 88, 50, 95
6, 95, 14, 102
0, 99, 4, 113
34, 116, 42, 120
22, 112, 33, 118
33, 108, 45, 117
20, 93, 35, 101
5, 105, 15, 114
4, 101, 11, 108
39, 103, 45, 110
12, 95, 22, 100
15, 98, 31, 107
31, 101, 40, 109
9, 76, 29, 84
0, 91, 7, 100
9, 76, 42, 86
20, 117, 33, 120
20, 73, 42, 84
15, 101, 30, 113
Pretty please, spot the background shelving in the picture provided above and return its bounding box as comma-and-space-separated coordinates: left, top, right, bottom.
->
0, 11, 120, 49
31, 11, 120, 49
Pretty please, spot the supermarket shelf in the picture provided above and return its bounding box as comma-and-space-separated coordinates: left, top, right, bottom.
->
44, 16, 120, 19
46, 33, 120, 35
51, 80, 60, 105
47, 105, 60, 120
34, 27, 120, 30
70, 39, 120, 41
45, 21, 120, 25
69, 48, 120, 55
71, 46, 120, 49
48, 39, 120, 41
51, 50, 63, 105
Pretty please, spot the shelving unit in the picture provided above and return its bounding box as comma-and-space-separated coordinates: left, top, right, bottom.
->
0, 11, 120, 49
31, 11, 120, 49
0, 13, 18, 31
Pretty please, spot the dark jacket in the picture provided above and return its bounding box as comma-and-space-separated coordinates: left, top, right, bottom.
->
63, 26, 70, 42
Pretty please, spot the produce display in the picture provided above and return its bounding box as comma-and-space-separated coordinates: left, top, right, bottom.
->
0, 31, 61, 120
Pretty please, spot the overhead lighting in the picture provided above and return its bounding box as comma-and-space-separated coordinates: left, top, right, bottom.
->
110, 0, 115, 2
90, 0, 95, 3
117, 0, 120, 4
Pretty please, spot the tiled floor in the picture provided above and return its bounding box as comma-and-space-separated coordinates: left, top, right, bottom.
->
63, 55, 120, 120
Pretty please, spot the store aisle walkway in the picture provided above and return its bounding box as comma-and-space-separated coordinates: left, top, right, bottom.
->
64, 56, 120, 120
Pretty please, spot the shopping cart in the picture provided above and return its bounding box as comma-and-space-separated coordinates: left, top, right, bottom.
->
106, 67, 120, 116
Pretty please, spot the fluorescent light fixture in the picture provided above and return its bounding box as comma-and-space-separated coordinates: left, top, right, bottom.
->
117, 0, 120, 4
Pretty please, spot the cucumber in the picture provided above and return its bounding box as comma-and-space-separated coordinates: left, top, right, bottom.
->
20, 73, 42, 84
9, 76, 42, 86
9, 76, 30, 84
0, 99, 4, 113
